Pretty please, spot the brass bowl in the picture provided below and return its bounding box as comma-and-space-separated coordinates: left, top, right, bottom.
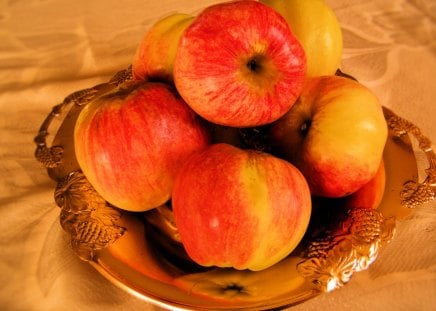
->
34, 68, 435, 310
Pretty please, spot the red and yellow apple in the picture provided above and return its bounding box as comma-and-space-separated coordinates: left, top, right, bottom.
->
132, 13, 194, 82
262, 0, 343, 77
74, 81, 210, 212
269, 75, 388, 198
343, 159, 386, 210
173, 0, 306, 127
172, 143, 312, 271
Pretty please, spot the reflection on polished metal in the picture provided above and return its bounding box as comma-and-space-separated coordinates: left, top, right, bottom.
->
384, 108, 436, 208
55, 171, 126, 261
297, 208, 396, 292
145, 205, 182, 243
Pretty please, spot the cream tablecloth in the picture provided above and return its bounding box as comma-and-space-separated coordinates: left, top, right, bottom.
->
1, 0, 435, 310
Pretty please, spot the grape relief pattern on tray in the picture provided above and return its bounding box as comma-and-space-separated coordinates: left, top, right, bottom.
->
297, 208, 396, 292
55, 171, 126, 261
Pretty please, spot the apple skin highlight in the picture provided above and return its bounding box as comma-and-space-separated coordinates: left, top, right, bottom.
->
172, 143, 312, 271
174, 0, 306, 127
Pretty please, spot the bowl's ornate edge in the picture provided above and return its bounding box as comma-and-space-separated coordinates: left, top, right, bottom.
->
33, 68, 435, 302
34, 66, 133, 170
296, 107, 436, 292
383, 107, 436, 208
296, 207, 396, 292
34, 67, 133, 260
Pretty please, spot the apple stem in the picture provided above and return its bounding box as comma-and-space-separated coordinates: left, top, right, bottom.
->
300, 120, 311, 136
246, 57, 262, 73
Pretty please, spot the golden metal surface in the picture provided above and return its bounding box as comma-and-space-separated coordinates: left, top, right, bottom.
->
34, 70, 434, 310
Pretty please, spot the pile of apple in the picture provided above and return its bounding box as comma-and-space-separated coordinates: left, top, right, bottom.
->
74, 0, 387, 271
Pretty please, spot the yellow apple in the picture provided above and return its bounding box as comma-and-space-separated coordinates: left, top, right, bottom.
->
132, 13, 194, 82
269, 76, 388, 198
262, 0, 343, 77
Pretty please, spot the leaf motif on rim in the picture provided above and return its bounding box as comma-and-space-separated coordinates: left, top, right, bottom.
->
55, 171, 126, 261
297, 239, 356, 292
109, 66, 133, 85
35, 145, 64, 168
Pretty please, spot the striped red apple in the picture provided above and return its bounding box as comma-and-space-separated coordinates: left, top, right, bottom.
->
173, 0, 306, 127
172, 143, 312, 271
74, 81, 210, 212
